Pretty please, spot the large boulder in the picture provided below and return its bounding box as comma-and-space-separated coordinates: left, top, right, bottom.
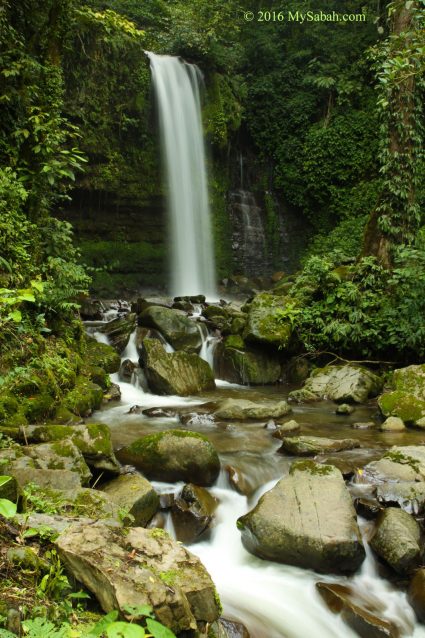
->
278, 436, 360, 456
56, 522, 221, 635
242, 293, 292, 349
117, 430, 220, 486
100, 313, 136, 353
370, 508, 421, 575
357, 446, 425, 485
140, 339, 215, 396
237, 461, 365, 574
379, 364, 425, 424
289, 365, 382, 404
139, 306, 202, 353
214, 399, 291, 421
101, 474, 159, 526
171, 483, 218, 543
214, 339, 281, 385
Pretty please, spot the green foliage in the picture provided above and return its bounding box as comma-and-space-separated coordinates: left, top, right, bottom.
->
285, 246, 425, 359
0, 476, 17, 518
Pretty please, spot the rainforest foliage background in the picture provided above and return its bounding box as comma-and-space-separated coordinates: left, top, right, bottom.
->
0, 0, 424, 370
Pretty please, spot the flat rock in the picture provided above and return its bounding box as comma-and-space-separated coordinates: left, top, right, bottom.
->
278, 436, 360, 456
56, 522, 220, 634
237, 461, 365, 574
214, 399, 291, 421
370, 508, 421, 575
357, 446, 425, 485
316, 582, 400, 638
376, 482, 425, 515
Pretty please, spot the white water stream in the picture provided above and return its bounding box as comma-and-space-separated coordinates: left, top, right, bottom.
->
91, 327, 425, 638
148, 53, 216, 298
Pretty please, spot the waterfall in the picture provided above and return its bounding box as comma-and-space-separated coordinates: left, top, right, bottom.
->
230, 189, 268, 276
148, 53, 216, 298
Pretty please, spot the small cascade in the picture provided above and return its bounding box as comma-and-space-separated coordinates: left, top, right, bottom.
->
230, 189, 269, 277
198, 322, 219, 372
148, 52, 217, 298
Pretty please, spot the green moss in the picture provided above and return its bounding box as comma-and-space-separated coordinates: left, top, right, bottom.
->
159, 569, 179, 586
85, 337, 121, 374
63, 376, 103, 417
383, 450, 420, 473
214, 589, 223, 615
224, 334, 245, 350
0, 395, 19, 421
149, 528, 170, 540
290, 460, 335, 476
22, 393, 55, 423
378, 390, 425, 423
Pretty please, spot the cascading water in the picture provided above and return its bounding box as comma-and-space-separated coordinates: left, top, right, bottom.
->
148, 53, 216, 298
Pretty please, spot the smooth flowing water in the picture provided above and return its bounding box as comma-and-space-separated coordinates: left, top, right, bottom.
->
90, 327, 425, 638
148, 53, 216, 298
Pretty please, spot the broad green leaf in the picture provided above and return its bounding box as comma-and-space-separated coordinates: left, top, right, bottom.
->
106, 623, 145, 638
8, 310, 22, 322
0, 498, 17, 518
0, 476, 11, 488
123, 605, 154, 619
145, 619, 177, 638
88, 611, 119, 637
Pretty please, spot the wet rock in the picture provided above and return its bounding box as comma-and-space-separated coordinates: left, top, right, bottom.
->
242, 293, 292, 349
316, 582, 400, 638
208, 618, 251, 638
79, 298, 104, 321
159, 493, 175, 509
408, 569, 425, 623
102, 474, 159, 526
214, 399, 291, 421
139, 305, 202, 353
104, 382, 121, 402
225, 466, 253, 496
370, 508, 421, 575
56, 522, 220, 634
378, 364, 425, 424
180, 412, 217, 427
376, 482, 425, 515
278, 435, 360, 456
142, 407, 177, 418
318, 449, 382, 479
379, 417, 405, 432
352, 421, 376, 429
119, 358, 136, 381
272, 420, 300, 439
237, 460, 365, 574
100, 313, 136, 354
354, 498, 383, 519
117, 430, 220, 486
171, 484, 218, 543
336, 404, 354, 415
289, 365, 382, 404
214, 341, 281, 385
140, 339, 215, 396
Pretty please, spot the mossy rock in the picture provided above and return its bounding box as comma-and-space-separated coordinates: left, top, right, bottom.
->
102, 474, 159, 526
85, 337, 121, 373
62, 376, 104, 417
21, 485, 121, 521
86, 365, 110, 390
242, 293, 292, 349
118, 430, 220, 486
139, 306, 202, 353
379, 391, 425, 424
214, 342, 281, 385
22, 392, 56, 423
99, 313, 136, 354
224, 334, 245, 350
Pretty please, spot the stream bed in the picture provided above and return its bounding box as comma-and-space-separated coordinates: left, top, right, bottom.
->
88, 329, 425, 638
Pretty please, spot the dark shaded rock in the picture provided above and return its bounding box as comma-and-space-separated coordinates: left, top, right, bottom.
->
278, 436, 360, 456
370, 508, 421, 575
237, 461, 365, 574
139, 305, 202, 353
316, 582, 400, 638
408, 569, 425, 623
117, 430, 220, 486
171, 484, 218, 543
119, 359, 136, 381
140, 339, 215, 396
354, 498, 383, 520
214, 341, 281, 385
285, 357, 310, 384
225, 466, 254, 496
100, 313, 136, 353
102, 474, 159, 526
56, 522, 221, 634
79, 298, 104, 321
208, 618, 251, 638
142, 407, 177, 418
336, 404, 354, 415
104, 382, 121, 402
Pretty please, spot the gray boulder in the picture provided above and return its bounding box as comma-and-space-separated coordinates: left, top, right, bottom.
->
56, 522, 220, 635
214, 399, 291, 421
139, 305, 202, 353
117, 430, 220, 486
102, 474, 159, 526
171, 483, 218, 543
140, 339, 215, 396
278, 436, 360, 456
370, 508, 421, 575
237, 461, 365, 574
289, 365, 382, 404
